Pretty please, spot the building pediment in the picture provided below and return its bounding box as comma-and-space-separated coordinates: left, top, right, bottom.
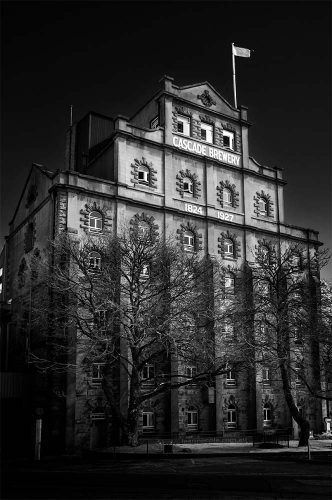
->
172, 81, 238, 118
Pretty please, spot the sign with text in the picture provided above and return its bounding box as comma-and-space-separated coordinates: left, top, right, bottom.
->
173, 135, 241, 167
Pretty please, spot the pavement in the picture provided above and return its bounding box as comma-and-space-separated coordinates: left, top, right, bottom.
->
2, 440, 331, 499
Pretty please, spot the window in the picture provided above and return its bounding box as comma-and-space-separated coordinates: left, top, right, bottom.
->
138, 221, 150, 238
226, 370, 236, 386
150, 116, 159, 129
261, 246, 270, 263
0, 283, 2, 294
260, 281, 271, 296
227, 404, 237, 428
88, 251, 101, 271
294, 328, 302, 345
258, 198, 268, 216
224, 238, 234, 258
142, 364, 155, 381
183, 231, 195, 251
92, 363, 105, 384
0, 268, 3, 277
140, 264, 150, 278
138, 165, 150, 185
223, 131, 234, 150
222, 321, 234, 337
89, 211, 103, 232
177, 115, 190, 136
186, 366, 197, 379
183, 177, 193, 194
263, 403, 272, 426
142, 411, 155, 430
187, 406, 198, 429
295, 369, 303, 387
95, 310, 107, 331
223, 188, 233, 207
262, 367, 271, 385
201, 123, 213, 143
225, 272, 235, 293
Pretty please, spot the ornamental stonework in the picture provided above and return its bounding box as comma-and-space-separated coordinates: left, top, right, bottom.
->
218, 230, 241, 259
216, 180, 240, 209
176, 169, 201, 199
197, 90, 216, 107
80, 201, 112, 234
253, 191, 275, 218
130, 212, 159, 242
131, 157, 157, 189
54, 190, 68, 235
176, 222, 203, 252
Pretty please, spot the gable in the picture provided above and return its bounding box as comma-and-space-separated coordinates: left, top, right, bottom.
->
173, 82, 238, 118
10, 164, 54, 231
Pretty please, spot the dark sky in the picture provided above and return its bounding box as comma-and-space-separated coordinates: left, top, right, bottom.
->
1, 0, 331, 280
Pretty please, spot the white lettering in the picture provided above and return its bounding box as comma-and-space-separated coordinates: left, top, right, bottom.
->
173, 135, 240, 167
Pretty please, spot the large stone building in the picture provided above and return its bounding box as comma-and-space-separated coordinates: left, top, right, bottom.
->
0, 76, 324, 454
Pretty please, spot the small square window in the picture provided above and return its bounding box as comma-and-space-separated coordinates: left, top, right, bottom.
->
92, 363, 105, 384
183, 178, 193, 194
201, 123, 213, 143
226, 370, 236, 385
142, 364, 155, 381
262, 368, 271, 385
142, 411, 154, 430
177, 115, 190, 136
223, 131, 234, 150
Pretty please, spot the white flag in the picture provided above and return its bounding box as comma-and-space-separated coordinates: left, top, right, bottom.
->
233, 45, 251, 58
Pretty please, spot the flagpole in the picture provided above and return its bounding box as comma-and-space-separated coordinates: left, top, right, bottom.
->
232, 43, 237, 109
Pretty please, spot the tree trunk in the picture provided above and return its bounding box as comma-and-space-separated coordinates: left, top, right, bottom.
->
298, 420, 310, 446
279, 361, 310, 447
126, 405, 140, 447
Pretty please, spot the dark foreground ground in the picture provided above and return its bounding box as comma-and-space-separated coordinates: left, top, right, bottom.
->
2, 445, 332, 500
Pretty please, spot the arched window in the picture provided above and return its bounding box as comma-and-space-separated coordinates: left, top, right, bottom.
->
261, 246, 270, 263
138, 165, 150, 185
142, 411, 155, 431
225, 272, 235, 293
187, 406, 198, 429
258, 197, 268, 216
89, 211, 103, 232
88, 251, 101, 271
223, 188, 233, 207
138, 221, 150, 238
222, 321, 234, 337
227, 404, 237, 428
183, 177, 193, 194
183, 230, 195, 251
263, 403, 272, 426
224, 238, 234, 257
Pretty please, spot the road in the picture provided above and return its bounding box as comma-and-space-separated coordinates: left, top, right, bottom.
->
2, 455, 331, 499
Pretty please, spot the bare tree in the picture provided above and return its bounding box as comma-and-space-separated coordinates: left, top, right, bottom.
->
238, 243, 330, 446
27, 227, 234, 446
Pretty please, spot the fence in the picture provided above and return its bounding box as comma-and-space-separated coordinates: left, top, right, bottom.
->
138, 428, 293, 447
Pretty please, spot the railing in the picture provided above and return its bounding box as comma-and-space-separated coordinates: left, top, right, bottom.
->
138, 428, 293, 447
